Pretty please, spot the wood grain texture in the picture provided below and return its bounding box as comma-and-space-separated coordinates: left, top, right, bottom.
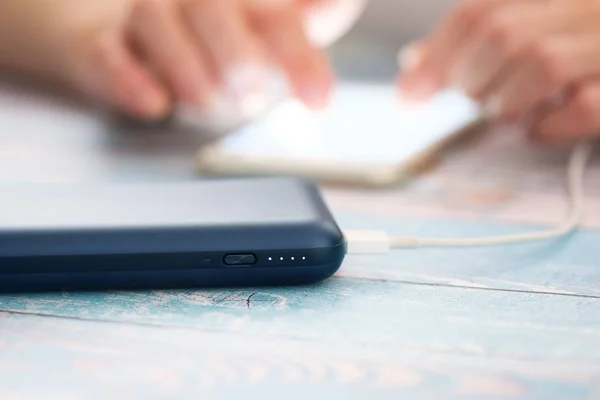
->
2, 270, 600, 359
0, 311, 599, 400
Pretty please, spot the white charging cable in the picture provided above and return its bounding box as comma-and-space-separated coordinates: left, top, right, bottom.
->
344, 140, 594, 254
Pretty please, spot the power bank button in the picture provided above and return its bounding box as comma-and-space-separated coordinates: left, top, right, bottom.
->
223, 254, 257, 266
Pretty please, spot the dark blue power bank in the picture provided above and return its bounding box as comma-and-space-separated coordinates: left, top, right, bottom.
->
0, 178, 346, 292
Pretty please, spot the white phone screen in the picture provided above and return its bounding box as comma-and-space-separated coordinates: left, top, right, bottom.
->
216, 83, 480, 165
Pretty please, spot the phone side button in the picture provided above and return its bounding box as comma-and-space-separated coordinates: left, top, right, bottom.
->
223, 254, 257, 266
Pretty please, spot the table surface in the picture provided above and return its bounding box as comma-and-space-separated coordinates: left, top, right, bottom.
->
0, 38, 599, 400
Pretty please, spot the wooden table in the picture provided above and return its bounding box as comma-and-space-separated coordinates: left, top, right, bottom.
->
0, 40, 599, 400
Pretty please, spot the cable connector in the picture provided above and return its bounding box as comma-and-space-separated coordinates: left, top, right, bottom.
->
344, 230, 390, 254
344, 230, 425, 254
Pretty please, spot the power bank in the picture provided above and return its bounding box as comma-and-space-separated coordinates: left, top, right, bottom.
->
0, 178, 346, 292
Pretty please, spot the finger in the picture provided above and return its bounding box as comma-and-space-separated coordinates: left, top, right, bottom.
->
532, 81, 600, 145
396, 42, 428, 101
183, 0, 269, 114
298, 0, 323, 7
459, 0, 600, 105
247, 0, 334, 109
397, 42, 427, 72
84, 31, 170, 120
484, 32, 600, 120
128, 0, 213, 108
451, 0, 570, 99
398, 0, 519, 101
298, 0, 368, 47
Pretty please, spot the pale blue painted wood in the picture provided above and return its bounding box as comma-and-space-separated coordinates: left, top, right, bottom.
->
0, 312, 598, 400
2, 268, 600, 361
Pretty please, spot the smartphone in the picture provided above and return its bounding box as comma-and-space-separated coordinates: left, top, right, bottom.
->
196, 83, 482, 187
0, 178, 345, 292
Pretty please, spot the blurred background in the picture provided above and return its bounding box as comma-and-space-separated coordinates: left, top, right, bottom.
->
331, 0, 453, 80
359, 0, 451, 40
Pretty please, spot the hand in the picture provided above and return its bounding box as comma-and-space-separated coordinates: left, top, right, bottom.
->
103, 0, 338, 120
397, 0, 600, 145
0, 0, 336, 121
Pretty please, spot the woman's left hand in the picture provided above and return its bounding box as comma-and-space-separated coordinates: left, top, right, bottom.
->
398, 0, 600, 145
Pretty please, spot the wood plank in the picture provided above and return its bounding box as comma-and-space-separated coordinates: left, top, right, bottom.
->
0, 312, 598, 399
1, 276, 599, 362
